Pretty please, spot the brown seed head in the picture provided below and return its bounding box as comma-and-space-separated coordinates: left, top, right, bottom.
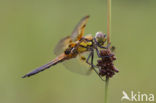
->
97, 49, 119, 78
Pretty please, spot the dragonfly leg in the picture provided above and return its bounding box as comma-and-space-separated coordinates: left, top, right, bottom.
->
98, 43, 111, 49
86, 51, 98, 68
95, 47, 101, 57
92, 67, 106, 81
86, 50, 105, 81
86, 51, 92, 65
90, 50, 105, 82
93, 37, 111, 49
95, 45, 114, 58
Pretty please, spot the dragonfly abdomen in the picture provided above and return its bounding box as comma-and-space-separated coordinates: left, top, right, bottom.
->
22, 53, 67, 78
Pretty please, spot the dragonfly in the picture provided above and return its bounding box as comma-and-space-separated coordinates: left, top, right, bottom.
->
22, 15, 109, 80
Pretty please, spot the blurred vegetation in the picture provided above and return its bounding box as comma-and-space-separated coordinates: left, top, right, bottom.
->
0, 0, 156, 103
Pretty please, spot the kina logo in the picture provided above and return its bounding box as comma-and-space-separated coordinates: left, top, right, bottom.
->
121, 90, 154, 102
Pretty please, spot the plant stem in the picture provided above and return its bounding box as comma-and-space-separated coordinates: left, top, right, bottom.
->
104, 77, 109, 103
105, 0, 111, 103
107, 0, 111, 45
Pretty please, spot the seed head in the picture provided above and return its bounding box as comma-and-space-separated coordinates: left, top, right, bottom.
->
97, 49, 119, 78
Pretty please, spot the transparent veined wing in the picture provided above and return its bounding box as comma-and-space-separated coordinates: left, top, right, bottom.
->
71, 15, 90, 41
62, 51, 93, 75
54, 36, 72, 56
54, 15, 90, 56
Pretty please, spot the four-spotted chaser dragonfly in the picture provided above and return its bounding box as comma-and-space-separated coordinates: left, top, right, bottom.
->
22, 16, 109, 79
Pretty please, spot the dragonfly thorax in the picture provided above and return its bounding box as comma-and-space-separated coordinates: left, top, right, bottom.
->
64, 42, 78, 55
64, 48, 72, 55
84, 34, 93, 40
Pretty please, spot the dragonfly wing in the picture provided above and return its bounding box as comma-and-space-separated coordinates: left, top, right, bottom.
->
54, 36, 72, 56
62, 51, 93, 75
71, 15, 90, 41
54, 16, 89, 56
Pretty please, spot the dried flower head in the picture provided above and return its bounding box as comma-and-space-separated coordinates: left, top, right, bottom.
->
97, 49, 119, 78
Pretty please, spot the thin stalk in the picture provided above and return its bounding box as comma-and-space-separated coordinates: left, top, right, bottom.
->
105, 0, 111, 103
104, 77, 109, 103
107, 0, 111, 44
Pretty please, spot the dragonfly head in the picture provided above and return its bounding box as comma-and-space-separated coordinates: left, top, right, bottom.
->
95, 32, 106, 46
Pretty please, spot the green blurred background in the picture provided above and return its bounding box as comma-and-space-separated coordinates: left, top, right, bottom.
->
0, 0, 156, 103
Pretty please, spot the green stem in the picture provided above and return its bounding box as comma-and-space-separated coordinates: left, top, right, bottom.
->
105, 0, 111, 102
104, 77, 109, 103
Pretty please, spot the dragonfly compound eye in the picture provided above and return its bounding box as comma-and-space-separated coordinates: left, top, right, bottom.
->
95, 32, 106, 45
